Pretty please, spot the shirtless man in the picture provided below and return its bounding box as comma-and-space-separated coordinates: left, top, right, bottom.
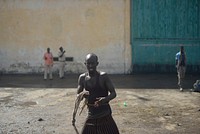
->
75, 53, 119, 134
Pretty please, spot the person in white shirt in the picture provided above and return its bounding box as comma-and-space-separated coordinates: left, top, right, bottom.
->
58, 47, 66, 79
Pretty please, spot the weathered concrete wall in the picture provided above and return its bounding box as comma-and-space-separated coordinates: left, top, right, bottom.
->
0, 0, 131, 74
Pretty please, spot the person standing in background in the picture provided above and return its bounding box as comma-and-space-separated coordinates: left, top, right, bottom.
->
43, 47, 54, 80
175, 46, 186, 91
58, 46, 66, 79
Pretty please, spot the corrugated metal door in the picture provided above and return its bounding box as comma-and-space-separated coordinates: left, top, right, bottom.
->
131, 0, 200, 73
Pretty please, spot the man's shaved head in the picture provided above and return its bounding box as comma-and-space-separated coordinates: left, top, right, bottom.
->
85, 53, 99, 74
85, 53, 98, 62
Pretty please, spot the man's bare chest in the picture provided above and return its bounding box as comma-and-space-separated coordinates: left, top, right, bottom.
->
85, 76, 104, 89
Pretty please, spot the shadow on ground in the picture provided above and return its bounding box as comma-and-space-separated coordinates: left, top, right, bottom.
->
0, 74, 199, 89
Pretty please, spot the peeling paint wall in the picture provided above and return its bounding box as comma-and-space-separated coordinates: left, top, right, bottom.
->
0, 0, 131, 74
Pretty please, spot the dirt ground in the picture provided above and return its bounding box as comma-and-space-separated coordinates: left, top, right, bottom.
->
0, 74, 199, 134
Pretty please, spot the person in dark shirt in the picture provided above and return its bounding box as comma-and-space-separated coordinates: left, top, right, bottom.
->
76, 53, 119, 134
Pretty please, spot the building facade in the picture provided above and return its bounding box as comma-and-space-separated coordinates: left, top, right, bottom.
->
131, 0, 200, 73
0, 0, 199, 74
0, 0, 131, 74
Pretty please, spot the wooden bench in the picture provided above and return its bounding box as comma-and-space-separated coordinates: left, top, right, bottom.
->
53, 57, 74, 62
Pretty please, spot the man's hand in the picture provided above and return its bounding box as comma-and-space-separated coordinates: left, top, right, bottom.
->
77, 91, 89, 100
94, 97, 106, 107
83, 91, 89, 98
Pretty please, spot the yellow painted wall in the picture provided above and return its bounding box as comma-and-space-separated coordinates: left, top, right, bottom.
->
0, 0, 131, 74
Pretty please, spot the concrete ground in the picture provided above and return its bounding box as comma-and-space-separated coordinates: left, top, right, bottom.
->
0, 74, 199, 134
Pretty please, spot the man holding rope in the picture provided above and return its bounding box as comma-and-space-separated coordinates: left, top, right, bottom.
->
72, 53, 119, 134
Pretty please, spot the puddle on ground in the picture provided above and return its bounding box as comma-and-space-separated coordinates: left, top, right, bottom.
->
18, 101, 37, 107
0, 94, 37, 107
0, 95, 13, 104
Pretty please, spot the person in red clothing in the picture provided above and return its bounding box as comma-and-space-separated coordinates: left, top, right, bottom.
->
43, 48, 54, 80
75, 53, 119, 134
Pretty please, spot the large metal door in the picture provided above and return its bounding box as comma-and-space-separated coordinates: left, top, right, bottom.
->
131, 0, 200, 73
